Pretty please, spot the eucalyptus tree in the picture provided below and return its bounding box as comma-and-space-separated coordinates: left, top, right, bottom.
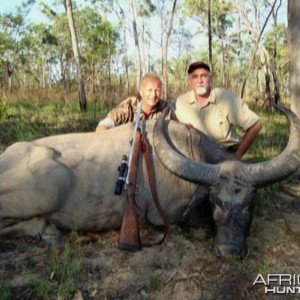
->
0, 12, 26, 91
0, 0, 36, 91
233, 0, 284, 105
0, 25, 14, 87
264, 23, 288, 101
136, 0, 156, 74
288, 0, 300, 118
74, 7, 119, 93
115, 0, 130, 95
86, 0, 131, 95
64, 0, 87, 111
267, 0, 284, 103
155, 0, 177, 99
128, 0, 142, 89
182, 0, 233, 78
19, 23, 58, 89
48, 11, 73, 94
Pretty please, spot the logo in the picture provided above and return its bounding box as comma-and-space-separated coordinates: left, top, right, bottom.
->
253, 274, 300, 294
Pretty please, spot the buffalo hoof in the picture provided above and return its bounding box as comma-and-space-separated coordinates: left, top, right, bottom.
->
213, 243, 248, 259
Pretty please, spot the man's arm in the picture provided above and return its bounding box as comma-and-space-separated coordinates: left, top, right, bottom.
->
96, 123, 109, 132
95, 97, 136, 132
95, 117, 115, 132
235, 120, 262, 159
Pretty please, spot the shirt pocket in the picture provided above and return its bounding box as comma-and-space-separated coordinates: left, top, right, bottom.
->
208, 107, 229, 141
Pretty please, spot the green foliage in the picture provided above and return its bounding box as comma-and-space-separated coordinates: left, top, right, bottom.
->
27, 275, 52, 299
136, 0, 156, 17
0, 97, 8, 120
244, 107, 288, 161
48, 242, 83, 298
75, 7, 119, 63
0, 100, 102, 151
0, 281, 11, 300
12, 122, 39, 141
182, 0, 233, 35
149, 271, 164, 290
254, 260, 271, 274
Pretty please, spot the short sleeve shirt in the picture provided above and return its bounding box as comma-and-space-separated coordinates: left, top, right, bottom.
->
171, 88, 259, 147
101, 97, 168, 128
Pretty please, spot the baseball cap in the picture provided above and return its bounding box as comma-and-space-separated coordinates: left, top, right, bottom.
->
188, 61, 210, 74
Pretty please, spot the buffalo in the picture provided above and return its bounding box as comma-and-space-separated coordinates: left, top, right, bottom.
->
0, 105, 299, 258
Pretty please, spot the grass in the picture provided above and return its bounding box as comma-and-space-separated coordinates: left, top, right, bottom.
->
254, 260, 271, 274
243, 107, 289, 162
149, 271, 164, 290
47, 242, 83, 298
0, 281, 11, 300
0, 99, 108, 152
0, 239, 83, 300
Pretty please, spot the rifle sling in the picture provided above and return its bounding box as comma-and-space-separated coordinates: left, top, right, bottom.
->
141, 136, 169, 247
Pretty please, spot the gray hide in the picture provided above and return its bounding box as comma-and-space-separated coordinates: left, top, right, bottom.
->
0, 120, 207, 237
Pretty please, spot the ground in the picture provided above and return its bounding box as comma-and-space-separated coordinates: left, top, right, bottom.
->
0, 183, 300, 300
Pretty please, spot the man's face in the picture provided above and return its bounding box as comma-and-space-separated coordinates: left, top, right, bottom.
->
188, 68, 211, 96
140, 79, 161, 109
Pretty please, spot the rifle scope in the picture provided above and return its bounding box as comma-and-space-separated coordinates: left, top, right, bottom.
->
114, 155, 128, 195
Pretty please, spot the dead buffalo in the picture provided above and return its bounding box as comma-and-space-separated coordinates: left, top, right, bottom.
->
0, 105, 299, 258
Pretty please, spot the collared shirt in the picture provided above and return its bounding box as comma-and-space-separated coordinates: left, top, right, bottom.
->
98, 96, 168, 129
171, 88, 259, 147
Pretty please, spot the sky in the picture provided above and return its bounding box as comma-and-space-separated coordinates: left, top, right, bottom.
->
0, 0, 21, 12
0, 0, 46, 23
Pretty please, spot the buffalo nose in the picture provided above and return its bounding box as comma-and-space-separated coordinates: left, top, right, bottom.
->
213, 244, 248, 259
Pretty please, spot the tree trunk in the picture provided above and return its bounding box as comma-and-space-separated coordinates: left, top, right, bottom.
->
64, 0, 87, 111
128, 0, 142, 90
6, 61, 13, 93
264, 67, 271, 106
208, 0, 213, 75
235, 2, 279, 104
270, 0, 282, 105
288, 0, 300, 118
117, 2, 130, 95
271, 69, 280, 105
162, 0, 177, 100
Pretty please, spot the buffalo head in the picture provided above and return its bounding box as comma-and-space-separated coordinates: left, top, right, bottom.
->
153, 105, 300, 258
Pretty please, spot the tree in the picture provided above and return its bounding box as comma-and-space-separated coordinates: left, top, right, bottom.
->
75, 7, 119, 93
116, 0, 130, 95
234, 0, 282, 105
182, 0, 233, 80
288, 0, 300, 118
64, 0, 87, 111
128, 0, 142, 89
161, 0, 177, 99
0, 12, 26, 92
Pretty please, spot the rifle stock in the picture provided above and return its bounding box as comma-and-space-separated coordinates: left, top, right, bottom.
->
118, 127, 142, 251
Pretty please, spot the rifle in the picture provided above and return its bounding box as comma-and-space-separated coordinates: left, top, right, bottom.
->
118, 102, 142, 251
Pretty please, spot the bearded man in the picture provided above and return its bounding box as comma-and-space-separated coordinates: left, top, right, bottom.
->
171, 61, 262, 158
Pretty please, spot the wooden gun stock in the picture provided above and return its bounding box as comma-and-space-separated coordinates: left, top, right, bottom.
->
118, 128, 142, 251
